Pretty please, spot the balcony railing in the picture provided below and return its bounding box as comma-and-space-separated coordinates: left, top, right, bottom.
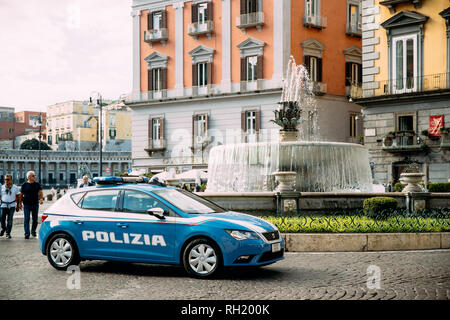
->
311, 82, 327, 95
145, 139, 166, 156
382, 131, 426, 153
346, 22, 362, 37
144, 28, 168, 47
303, 15, 327, 29
351, 73, 450, 99
188, 21, 214, 40
236, 11, 264, 32
441, 132, 450, 149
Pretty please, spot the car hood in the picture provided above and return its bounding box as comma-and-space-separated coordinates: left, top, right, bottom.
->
196, 211, 278, 234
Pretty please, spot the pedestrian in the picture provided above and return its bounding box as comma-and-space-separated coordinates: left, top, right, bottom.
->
0, 174, 21, 239
78, 175, 94, 188
50, 186, 56, 198
19, 171, 44, 239
195, 184, 201, 192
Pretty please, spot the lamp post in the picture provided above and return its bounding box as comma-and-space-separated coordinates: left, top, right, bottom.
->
90, 92, 103, 177
38, 113, 42, 183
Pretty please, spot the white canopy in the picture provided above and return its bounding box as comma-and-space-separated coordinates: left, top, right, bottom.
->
177, 169, 208, 183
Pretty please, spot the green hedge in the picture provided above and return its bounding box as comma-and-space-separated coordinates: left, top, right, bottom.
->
428, 182, 450, 192
363, 197, 398, 219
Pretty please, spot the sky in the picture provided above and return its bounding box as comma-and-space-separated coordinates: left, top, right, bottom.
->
0, 0, 132, 113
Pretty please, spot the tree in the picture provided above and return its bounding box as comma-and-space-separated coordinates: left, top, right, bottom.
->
20, 138, 52, 150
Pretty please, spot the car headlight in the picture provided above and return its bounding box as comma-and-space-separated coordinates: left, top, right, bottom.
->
226, 230, 261, 241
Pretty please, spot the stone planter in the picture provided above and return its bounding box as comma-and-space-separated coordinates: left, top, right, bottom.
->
400, 173, 425, 193
272, 171, 297, 192
279, 130, 299, 142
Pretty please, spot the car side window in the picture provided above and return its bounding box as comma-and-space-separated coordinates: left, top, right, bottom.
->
80, 190, 119, 211
123, 190, 172, 215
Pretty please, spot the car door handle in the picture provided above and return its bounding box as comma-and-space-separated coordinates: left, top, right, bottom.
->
73, 220, 84, 225
117, 223, 129, 228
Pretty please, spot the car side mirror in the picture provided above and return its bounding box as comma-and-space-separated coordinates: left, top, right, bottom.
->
147, 207, 167, 219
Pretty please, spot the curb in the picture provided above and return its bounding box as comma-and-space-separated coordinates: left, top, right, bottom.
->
11, 217, 450, 252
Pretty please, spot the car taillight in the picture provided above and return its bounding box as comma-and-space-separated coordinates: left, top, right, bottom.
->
41, 214, 48, 222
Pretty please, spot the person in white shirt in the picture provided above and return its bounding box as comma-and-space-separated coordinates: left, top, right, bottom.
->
0, 174, 21, 238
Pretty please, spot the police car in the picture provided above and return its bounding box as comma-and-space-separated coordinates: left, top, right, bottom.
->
38, 176, 284, 278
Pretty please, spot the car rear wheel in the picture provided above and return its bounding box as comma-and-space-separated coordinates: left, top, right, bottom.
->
46, 233, 80, 270
183, 238, 222, 278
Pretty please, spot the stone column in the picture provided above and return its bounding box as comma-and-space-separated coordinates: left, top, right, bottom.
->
221, 0, 232, 93
272, 0, 291, 87
131, 10, 141, 101
173, 2, 185, 97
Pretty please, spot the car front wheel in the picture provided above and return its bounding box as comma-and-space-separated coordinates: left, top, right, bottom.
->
183, 238, 222, 278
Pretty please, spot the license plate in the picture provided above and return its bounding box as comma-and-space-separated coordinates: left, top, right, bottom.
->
272, 242, 281, 253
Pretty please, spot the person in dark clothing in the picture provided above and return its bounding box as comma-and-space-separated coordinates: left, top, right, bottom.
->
19, 171, 44, 239
78, 175, 95, 188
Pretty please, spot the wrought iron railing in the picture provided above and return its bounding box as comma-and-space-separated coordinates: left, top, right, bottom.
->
351, 72, 450, 98
236, 11, 265, 29
382, 131, 426, 151
263, 208, 450, 233
188, 20, 214, 37
144, 28, 168, 43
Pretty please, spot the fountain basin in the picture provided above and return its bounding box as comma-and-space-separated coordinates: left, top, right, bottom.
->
206, 141, 373, 193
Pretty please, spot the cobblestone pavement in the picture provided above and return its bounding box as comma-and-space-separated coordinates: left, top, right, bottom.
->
0, 225, 449, 300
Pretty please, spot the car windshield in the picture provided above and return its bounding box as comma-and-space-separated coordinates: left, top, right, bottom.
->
152, 189, 225, 214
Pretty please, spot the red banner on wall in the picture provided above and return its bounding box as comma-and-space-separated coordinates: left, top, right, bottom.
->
429, 115, 444, 137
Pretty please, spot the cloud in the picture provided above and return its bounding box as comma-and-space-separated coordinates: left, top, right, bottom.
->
0, 0, 132, 112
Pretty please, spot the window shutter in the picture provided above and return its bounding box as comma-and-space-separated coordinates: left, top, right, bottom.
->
345, 62, 351, 86
161, 68, 167, 90
161, 10, 167, 28
159, 117, 165, 140
255, 110, 261, 133
257, 56, 263, 79
205, 113, 209, 134
148, 12, 153, 30
241, 58, 247, 81
358, 63, 362, 85
304, 55, 311, 75
192, 63, 198, 86
317, 58, 323, 82
192, 115, 198, 146
148, 119, 153, 146
207, 62, 212, 85
240, 0, 246, 14
207, 2, 213, 21
241, 111, 246, 134
192, 4, 198, 23
148, 69, 153, 92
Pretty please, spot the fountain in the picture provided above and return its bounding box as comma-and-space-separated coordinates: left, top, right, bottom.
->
205, 57, 373, 193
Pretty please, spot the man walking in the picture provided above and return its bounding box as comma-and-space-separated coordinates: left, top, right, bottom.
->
0, 175, 21, 239
19, 171, 44, 239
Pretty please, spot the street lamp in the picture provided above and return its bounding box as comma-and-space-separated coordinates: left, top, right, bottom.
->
37, 113, 43, 183
90, 91, 103, 177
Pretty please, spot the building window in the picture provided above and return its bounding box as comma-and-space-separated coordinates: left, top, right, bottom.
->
198, 3, 208, 23
346, 62, 362, 86
152, 68, 162, 91
245, 0, 258, 14
152, 118, 161, 142
153, 12, 162, 30
305, 0, 316, 17
346, 1, 361, 35
393, 35, 417, 92
197, 114, 207, 137
246, 111, 256, 134
246, 56, 258, 81
197, 62, 208, 87
109, 128, 116, 140
304, 56, 322, 82
109, 114, 116, 127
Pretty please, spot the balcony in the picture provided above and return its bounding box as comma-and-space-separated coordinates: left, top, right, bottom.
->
351, 73, 450, 99
144, 28, 168, 47
440, 131, 450, 149
144, 139, 166, 157
303, 15, 327, 30
382, 131, 426, 153
346, 22, 362, 37
236, 11, 264, 33
188, 21, 214, 40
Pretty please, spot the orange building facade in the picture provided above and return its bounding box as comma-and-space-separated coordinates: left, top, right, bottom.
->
129, 0, 363, 172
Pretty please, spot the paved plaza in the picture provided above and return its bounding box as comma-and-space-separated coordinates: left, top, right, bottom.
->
0, 222, 449, 300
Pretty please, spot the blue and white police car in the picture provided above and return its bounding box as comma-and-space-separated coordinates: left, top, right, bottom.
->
38, 176, 284, 278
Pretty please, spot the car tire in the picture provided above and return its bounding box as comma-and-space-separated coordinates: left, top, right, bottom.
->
46, 233, 81, 270
183, 238, 222, 278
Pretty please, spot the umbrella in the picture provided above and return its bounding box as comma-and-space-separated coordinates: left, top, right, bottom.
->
151, 170, 177, 182
177, 169, 208, 183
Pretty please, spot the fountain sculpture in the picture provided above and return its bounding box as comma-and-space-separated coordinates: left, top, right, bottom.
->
206, 57, 373, 193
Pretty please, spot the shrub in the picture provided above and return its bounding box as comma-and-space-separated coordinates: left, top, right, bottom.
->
428, 182, 450, 192
394, 182, 404, 192
363, 197, 398, 220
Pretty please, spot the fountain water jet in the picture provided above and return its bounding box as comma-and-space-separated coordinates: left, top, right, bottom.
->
206, 57, 373, 193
